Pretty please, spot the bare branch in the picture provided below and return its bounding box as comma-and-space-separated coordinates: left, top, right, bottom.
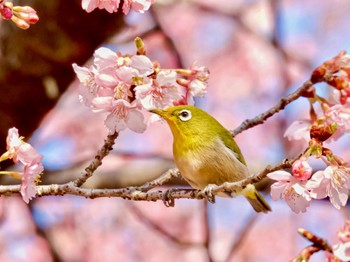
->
0, 155, 298, 203
73, 132, 119, 187
136, 168, 181, 192
232, 80, 313, 136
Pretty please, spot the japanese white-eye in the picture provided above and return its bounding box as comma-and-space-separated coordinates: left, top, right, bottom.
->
151, 105, 271, 213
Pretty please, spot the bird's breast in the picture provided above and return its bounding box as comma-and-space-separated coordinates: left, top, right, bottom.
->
174, 137, 249, 190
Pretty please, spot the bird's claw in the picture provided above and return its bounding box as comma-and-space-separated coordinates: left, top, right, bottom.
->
203, 184, 216, 203
162, 188, 175, 207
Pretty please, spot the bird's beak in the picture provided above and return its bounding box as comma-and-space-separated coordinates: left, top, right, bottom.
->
149, 109, 168, 118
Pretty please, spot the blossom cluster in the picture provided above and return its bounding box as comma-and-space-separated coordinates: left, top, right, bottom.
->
73, 38, 208, 134
0, 128, 44, 203
82, 0, 155, 15
268, 159, 350, 213
268, 51, 350, 213
0, 1, 39, 29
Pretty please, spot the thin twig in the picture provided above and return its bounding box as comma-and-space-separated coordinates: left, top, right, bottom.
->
136, 168, 180, 192
232, 80, 313, 136
73, 132, 119, 187
213, 154, 302, 195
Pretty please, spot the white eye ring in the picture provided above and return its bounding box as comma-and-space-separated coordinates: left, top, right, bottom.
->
178, 109, 192, 121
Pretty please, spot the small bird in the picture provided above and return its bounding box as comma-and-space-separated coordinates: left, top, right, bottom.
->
150, 105, 271, 213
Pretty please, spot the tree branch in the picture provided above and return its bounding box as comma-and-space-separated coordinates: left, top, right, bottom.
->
136, 168, 181, 192
232, 80, 313, 136
72, 132, 119, 187
0, 155, 298, 203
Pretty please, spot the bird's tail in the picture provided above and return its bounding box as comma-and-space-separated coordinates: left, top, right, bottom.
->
242, 184, 271, 213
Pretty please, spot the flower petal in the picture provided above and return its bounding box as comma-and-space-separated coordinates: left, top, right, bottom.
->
267, 170, 293, 181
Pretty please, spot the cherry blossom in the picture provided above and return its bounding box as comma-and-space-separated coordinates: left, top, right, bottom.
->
2, 128, 40, 165
185, 66, 209, 105
284, 120, 310, 143
73, 43, 209, 133
307, 166, 350, 209
331, 221, 350, 261
122, 0, 155, 15
267, 171, 312, 213
92, 98, 147, 133
135, 70, 181, 110
326, 104, 350, 136
82, 0, 155, 14
0, 128, 44, 203
82, 0, 120, 13
21, 157, 44, 203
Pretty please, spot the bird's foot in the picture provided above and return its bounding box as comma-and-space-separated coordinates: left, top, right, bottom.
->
162, 188, 176, 207
203, 184, 216, 203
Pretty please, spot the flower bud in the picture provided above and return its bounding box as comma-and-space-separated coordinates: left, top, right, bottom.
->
11, 5, 38, 29
0, 2, 13, 19
292, 159, 313, 180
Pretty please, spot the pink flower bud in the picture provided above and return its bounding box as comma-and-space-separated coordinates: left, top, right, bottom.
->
0, 5, 12, 19
11, 5, 39, 29
292, 159, 313, 180
11, 15, 30, 30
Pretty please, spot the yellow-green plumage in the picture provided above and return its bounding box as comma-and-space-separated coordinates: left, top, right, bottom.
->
151, 105, 271, 213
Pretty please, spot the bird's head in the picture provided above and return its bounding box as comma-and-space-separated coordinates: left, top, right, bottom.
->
150, 105, 221, 139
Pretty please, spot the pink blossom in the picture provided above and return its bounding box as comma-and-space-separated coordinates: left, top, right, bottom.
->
94, 51, 152, 94
73, 49, 155, 134
3, 127, 24, 163
267, 171, 312, 213
82, 0, 120, 13
73, 63, 105, 107
307, 166, 350, 209
92, 98, 147, 133
21, 157, 43, 204
122, 0, 155, 15
292, 159, 313, 180
94, 47, 119, 68
184, 65, 209, 104
1, 128, 44, 203
332, 222, 350, 261
284, 120, 310, 143
338, 221, 350, 243
81, 0, 155, 14
3, 128, 41, 165
115, 55, 154, 85
135, 70, 181, 110
326, 104, 350, 137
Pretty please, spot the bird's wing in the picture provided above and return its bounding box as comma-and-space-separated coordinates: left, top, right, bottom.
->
219, 130, 247, 166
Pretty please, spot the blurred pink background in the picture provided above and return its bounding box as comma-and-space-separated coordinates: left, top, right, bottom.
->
2, 0, 350, 261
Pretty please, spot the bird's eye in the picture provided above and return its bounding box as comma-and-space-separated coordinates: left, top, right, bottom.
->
178, 110, 192, 122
